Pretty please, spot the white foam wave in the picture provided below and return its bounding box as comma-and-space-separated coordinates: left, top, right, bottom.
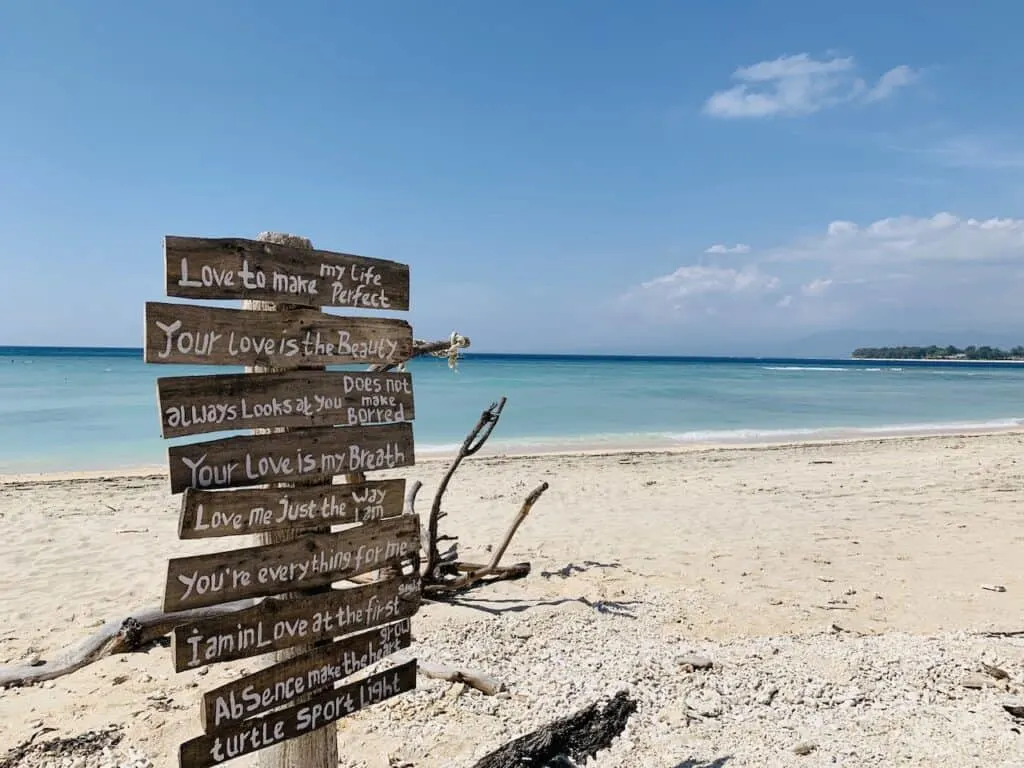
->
415, 442, 466, 454
413, 418, 1024, 457
762, 366, 848, 372
662, 418, 1024, 444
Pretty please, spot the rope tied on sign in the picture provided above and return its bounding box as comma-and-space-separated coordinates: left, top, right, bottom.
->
398, 330, 470, 373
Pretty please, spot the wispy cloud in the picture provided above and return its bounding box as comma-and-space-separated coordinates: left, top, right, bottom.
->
619, 211, 1024, 332
770, 212, 1024, 265
922, 136, 1024, 170
860, 64, 919, 103
705, 243, 750, 254
703, 54, 920, 119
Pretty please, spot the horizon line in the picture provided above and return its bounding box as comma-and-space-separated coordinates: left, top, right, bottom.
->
0, 343, 857, 361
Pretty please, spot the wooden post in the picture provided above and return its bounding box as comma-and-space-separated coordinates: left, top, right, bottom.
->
243, 231, 338, 768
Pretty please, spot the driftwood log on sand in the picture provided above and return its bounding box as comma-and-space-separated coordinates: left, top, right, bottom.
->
470, 690, 637, 768
0, 600, 256, 688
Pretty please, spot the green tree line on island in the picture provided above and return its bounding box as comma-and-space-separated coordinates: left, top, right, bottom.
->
852, 345, 1024, 360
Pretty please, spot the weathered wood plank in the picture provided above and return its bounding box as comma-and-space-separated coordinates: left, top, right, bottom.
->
201, 619, 412, 733
167, 422, 414, 494
178, 479, 405, 539
172, 575, 419, 672
164, 235, 410, 310
163, 515, 420, 612
144, 302, 413, 367
157, 370, 415, 438
179, 660, 417, 768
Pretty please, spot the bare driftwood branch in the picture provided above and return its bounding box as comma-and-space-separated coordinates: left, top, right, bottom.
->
424, 397, 507, 580
403, 479, 423, 515
0, 600, 256, 688
0, 599, 502, 695
471, 690, 637, 768
972, 629, 1024, 638
390, 655, 502, 695
480, 482, 548, 575
437, 482, 549, 594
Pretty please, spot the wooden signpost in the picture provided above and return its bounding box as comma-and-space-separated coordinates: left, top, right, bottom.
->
145, 233, 421, 768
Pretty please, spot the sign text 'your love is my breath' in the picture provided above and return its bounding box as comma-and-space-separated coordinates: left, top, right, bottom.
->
166, 422, 415, 494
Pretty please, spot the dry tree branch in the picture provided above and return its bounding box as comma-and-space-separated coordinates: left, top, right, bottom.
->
423, 397, 507, 580
390, 655, 503, 696
403, 480, 423, 515
481, 482, 548, 575
0, 600, 257, 688
440, 482, 549, 593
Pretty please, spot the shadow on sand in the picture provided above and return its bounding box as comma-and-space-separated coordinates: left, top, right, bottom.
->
441, 594, 641, 618
540, 560, 624, 579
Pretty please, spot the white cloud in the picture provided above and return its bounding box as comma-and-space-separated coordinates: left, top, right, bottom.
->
620, 212, 1024, 334
706, 243, 751, 254
638, 265, 780, 298
772, 212, 1024, 265
703, 54, 920, 119
861, 64, 919, 103
802, 278, 833, 296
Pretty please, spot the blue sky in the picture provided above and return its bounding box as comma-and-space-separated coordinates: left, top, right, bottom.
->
1, 1, 1021, 355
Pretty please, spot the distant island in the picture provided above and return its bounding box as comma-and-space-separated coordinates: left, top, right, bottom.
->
852, 345, 1024, 361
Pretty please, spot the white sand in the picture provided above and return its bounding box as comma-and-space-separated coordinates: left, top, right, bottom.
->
2, 432, 1024, 766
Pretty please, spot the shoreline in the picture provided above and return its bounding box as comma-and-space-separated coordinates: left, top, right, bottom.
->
851, 356, 1024, 363
4, 424, 1023, 484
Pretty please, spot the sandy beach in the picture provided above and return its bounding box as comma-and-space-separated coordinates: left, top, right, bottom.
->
2, 431, 1024, 767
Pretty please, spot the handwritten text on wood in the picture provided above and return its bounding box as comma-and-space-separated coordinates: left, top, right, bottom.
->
179, 661, 416, 768
201, 619, 412, 732
163, 515, 420, 612
144, 302, 413, 367
157, 370, 414, 438
178, 479, 405, 539
165, 235, 410, 310
167, 422, 414, 494
171, 575, 419, 672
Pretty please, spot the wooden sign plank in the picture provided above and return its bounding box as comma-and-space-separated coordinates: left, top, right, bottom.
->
172, 574, 419, 672
164, 235, 410, 310
201, 619, 412, 733
157, 370, 414, 438
167, 422, 414, 494
179, 660, 417, 768
179, 479, 405, 539
163, 515, 420, 612
144, 302, 413, 367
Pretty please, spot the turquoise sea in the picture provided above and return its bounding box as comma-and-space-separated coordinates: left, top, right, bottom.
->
2, 346, 1024, 474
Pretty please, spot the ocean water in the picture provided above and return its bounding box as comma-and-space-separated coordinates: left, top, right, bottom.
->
1, 347, 1024, 473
